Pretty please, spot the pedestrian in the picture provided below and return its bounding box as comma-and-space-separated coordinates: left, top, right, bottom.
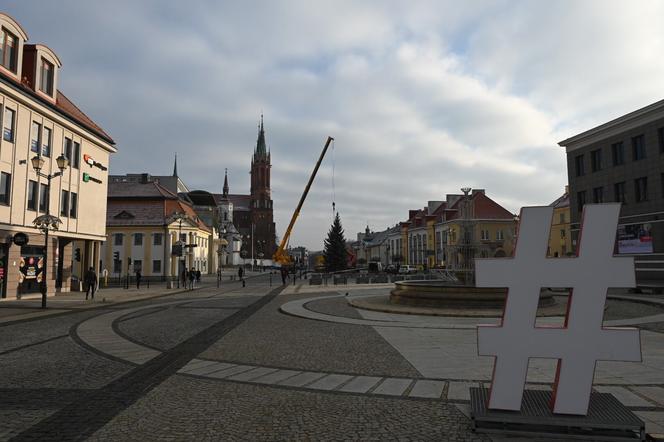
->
136, 269, 142, 289
196, 269, 201, 283
280, 267, 288, 285
238, 266, 245, 287
84, 266, 97, 300
181, 267, 187, 288
189, 267, 196, 290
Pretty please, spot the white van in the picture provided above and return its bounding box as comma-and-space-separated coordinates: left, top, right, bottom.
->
398, 265, 417, 274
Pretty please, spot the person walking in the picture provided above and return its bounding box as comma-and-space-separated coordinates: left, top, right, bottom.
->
84, 267, 97, 300
195, 269, 201, 284
238, 266, 245, 287
189, 267, 196, 290
136, 269, 142, 289
280, 267, 288, 285
181, 267, 187, 288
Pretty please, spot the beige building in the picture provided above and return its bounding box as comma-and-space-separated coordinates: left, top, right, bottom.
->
0, 13, 115, 299
548, 187, 572, 257
103, 176, 214, 283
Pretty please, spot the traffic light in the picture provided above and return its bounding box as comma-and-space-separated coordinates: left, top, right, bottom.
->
74, 248, 81, 262
113, 251, 120, 261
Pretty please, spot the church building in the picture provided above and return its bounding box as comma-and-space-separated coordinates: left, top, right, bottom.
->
216, 116, 276, 264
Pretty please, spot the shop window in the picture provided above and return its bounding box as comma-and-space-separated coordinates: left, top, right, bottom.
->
27, 180, 37, 210
2, 107, 14, 142
38, 183, 48, 212
70, 192, 77, 218
0, 28, 18, 73
42, 127, 51, 157
0, 172, 10, 205
60, 190, 69, 216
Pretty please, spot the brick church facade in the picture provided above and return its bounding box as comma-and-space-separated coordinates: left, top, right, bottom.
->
216, 116, 276, 261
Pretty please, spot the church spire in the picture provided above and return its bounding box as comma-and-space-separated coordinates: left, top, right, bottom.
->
173, 153, 178, 177
223, 168, 229, 197
255, 114, 267, 158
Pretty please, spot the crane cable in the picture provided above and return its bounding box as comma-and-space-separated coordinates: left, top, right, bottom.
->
331, 138, 336, 217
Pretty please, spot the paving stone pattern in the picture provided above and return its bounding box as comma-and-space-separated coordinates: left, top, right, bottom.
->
202, 294, 421, 377
88, 376, 490, 441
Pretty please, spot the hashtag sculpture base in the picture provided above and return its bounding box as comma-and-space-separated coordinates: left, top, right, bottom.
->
470, 387, 645, 441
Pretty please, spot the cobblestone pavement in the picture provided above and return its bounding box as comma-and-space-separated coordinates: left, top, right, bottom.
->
3, 276, 663, 440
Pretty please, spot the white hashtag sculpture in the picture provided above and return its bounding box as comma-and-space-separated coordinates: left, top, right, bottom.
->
476, 204, 641, 415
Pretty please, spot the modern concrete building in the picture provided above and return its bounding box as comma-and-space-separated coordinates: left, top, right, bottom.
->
0, 13, 115, 298
559, 99, 664, 286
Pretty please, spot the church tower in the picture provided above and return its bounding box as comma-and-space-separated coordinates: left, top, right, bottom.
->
250, 115, 276, 258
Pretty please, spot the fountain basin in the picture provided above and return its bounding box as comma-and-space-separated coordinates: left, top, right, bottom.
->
390, 280, 555, 309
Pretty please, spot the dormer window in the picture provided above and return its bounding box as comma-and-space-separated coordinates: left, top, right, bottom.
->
39, 57, 54, 95
0, 28, 18, 72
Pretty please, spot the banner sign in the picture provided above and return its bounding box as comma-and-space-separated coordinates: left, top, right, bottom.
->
617, 223, 653, 254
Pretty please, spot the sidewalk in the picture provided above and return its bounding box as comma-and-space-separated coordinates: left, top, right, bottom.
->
0, 271, 266, 325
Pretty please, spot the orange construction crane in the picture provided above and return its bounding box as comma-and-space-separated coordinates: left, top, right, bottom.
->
273, 136, 334, 266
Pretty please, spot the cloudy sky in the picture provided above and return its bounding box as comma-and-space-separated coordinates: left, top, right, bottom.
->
5, 1, 664, 249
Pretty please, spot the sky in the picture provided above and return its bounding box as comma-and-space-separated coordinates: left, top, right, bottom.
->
5, 1, 664, 250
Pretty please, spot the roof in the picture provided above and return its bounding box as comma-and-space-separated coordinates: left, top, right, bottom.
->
549, 191, 570, 209
0, 69, 115, 145
447, 191, 515, 221
108, 180, 178, 199
213, 193, 251, 211
558, 98, 664, 151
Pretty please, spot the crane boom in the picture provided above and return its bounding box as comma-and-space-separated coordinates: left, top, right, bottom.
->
273, 136, 334, 265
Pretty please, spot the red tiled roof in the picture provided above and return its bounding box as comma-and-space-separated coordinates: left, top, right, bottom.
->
108, 181, 178, 199
447, 192, 515, 220
0, 69, 114, 145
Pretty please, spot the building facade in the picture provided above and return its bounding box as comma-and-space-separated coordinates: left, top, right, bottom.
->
548, 187, 571, 257
559, 99, 664, 285
0, 13, 115, 298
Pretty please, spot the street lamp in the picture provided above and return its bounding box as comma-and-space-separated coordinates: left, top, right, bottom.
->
217, 225, 226, 287
31, 153, 68, 309
171, 211, 187, 288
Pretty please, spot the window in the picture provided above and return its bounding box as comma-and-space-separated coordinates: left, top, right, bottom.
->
577, 190, 586, 213
635, 177, 648, 202
133, 260, 142, 272
72, 141, 80, 168
632, 134, 646, 161
0, 172, 10, 204
3, 107, 14, 142
70, 192, 77, 218
612, 142, 624, 165
590, 149, 602, 172
559, 213, 565, 224
614, 182, 626, 203
39, 58, 54, 96
113, 259, 122, 274
134, 233, 143, 246
27, 180, 38, 210
31, 122, 41, 153
659, 128, 664, 153
496, 229, 504, 240
592, 186, 603, 203
180, 233, 186, 243
574, 154, 585, 177
38, 183, 49, 212
64, 137, 72, 163
42, 127, 51, 157
153, 233, 163, 246
152, 260, 162, 273
114, 233, 123, 246
481, 229, 489, 240
0, 28, 18, 72
60, 190, 69, 216
560, 229, 566, 239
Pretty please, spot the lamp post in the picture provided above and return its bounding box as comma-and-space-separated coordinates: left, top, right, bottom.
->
251, 223, 255, 272
171, 211, 187, 288
217, 225, 226, 288
31, 154, 68, 309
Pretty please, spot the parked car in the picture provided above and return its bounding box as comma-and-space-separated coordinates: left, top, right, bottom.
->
385, 264, 397, 274
368, 262, 382, 273
398, 265, 417, 274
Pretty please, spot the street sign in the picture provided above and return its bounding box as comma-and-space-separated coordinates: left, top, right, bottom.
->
12, 232, 28, 246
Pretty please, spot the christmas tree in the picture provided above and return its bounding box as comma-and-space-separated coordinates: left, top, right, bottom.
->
323, 212, 347, 272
